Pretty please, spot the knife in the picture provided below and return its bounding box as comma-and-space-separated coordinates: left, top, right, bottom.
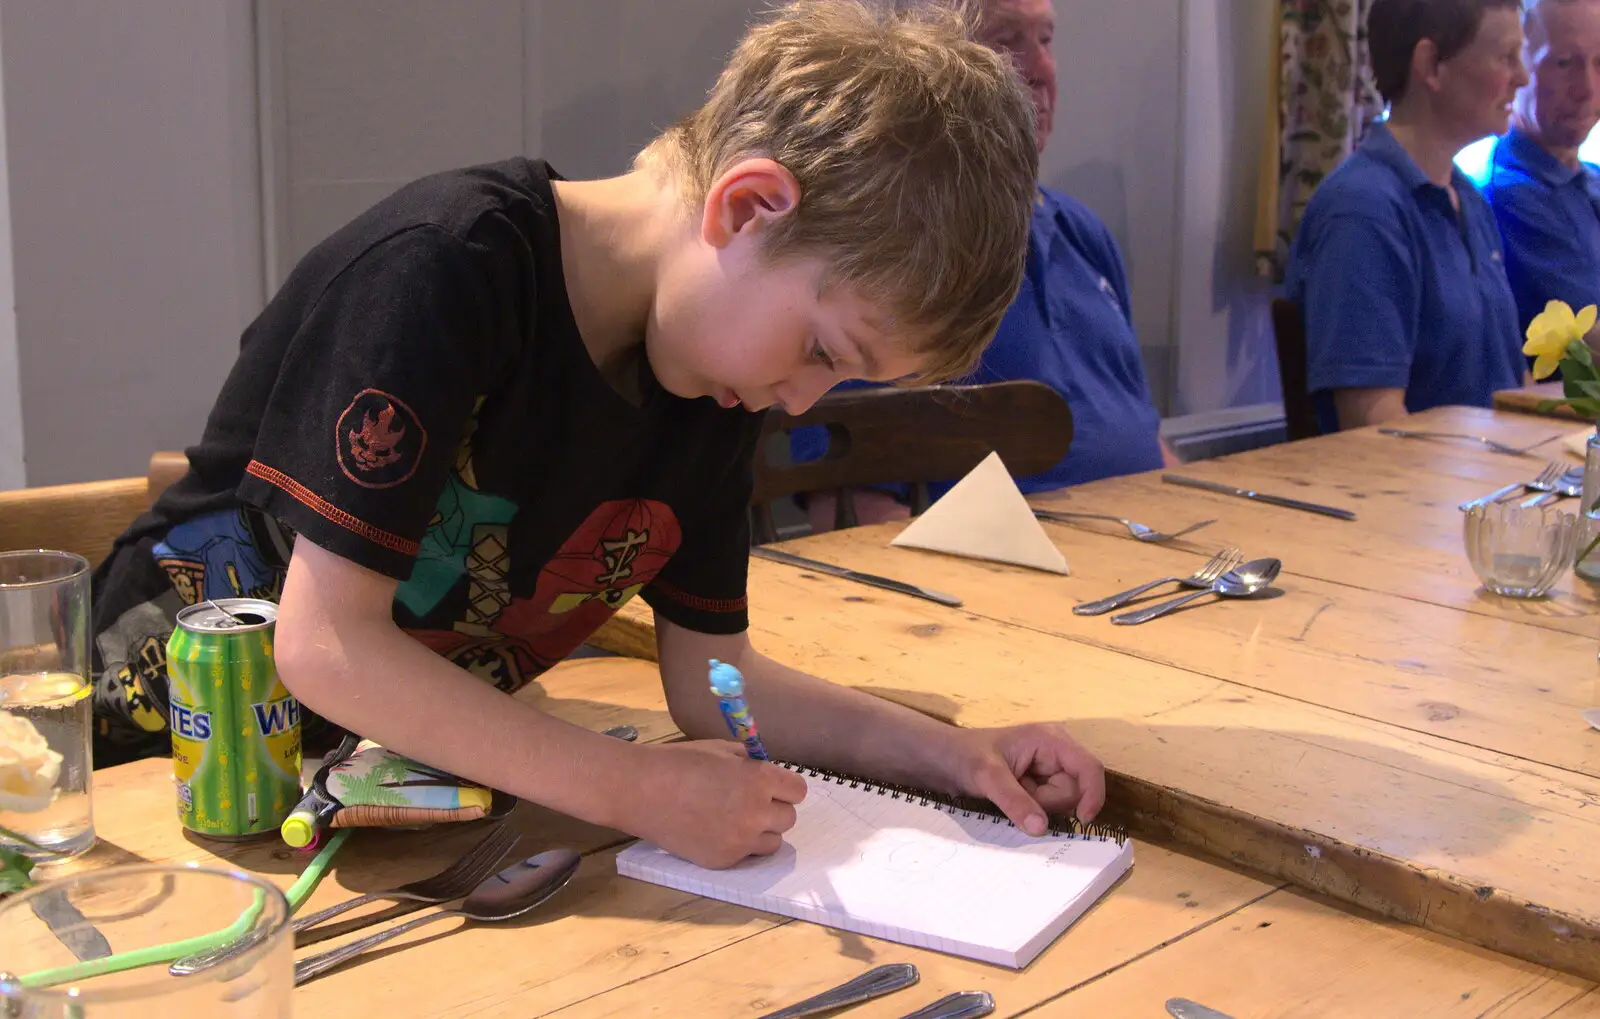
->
751, 546, 963, 607
1458, 481, 1527, 512
1166, 997, 1238, 1019
1161, 473, 1357, 521
30, 888, 113, 962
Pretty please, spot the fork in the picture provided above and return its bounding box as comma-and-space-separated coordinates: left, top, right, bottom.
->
290, 822, 521, 934
1521, 466, 1583, 507
169, 823, 521, 976
1378, 427, 1557, 457
1458, 462, 1564, 511
1072, 547, 1243, 616
1033, 509, 1217, 543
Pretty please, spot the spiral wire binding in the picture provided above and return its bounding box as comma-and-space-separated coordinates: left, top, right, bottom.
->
777, 761, 1128, 844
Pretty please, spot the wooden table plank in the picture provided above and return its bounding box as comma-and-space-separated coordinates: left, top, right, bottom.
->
592, 572, 1600, 980
1036, 413, 1600, 634
514, 656, 679, 745
1554, 990, 1600, 1016
1496, 381, 1591, 420
1029, 888, 1593, 1018
53, 665, 1280, 1018
55, 647, 1588, 1015
549, 843, 1280, 1019
759, 523, 1600, 780
299, 845, 787, 1019
57, 658, 675, 884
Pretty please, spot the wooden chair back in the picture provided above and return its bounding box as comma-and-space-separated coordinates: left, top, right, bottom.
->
751, 380, 1073, 543
1271, 298, 1320, 442
0, 477, 147, 568
0, 451, 190, 568
146, 450, 189, 506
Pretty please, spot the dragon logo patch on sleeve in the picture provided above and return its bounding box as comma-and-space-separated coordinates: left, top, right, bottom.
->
335, 388, 428, 489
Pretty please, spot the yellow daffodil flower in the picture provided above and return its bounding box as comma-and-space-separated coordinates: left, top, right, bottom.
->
1524, 300, 1597, 379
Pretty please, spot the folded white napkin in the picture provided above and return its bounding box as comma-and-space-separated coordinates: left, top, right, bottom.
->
890, 452, 1069, 574
1561, 427, 1594, 461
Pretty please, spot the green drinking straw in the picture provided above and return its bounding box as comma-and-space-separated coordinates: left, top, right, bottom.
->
16, 828, 352, 989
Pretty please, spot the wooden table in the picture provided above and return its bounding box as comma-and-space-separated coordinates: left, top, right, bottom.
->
589, 406, 1600, 984
66, 658, 1600, 1016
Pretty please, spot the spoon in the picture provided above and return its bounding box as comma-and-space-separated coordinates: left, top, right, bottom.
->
292, 848, 581, 986
900, 991, 996, 1018
757, 963, 920, 1018
1110, 558, 1283, 625
1584, 709, 1600, 731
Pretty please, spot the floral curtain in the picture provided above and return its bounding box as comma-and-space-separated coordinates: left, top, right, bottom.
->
1254, 0, 1386, 280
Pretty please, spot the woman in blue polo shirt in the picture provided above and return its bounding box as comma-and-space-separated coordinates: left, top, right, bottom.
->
1284, 0, 1531, 433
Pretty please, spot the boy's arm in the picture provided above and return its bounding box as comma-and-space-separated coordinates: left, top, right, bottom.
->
275, 536, 805, 868
656, 618, 1106, 835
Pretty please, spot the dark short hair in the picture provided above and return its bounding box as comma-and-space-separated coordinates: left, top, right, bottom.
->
1368, 0, 1524, 104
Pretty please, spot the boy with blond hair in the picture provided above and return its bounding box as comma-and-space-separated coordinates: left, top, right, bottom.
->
89, 0, 1105, 868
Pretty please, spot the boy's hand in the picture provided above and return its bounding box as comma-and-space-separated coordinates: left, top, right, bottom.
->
949, 723, 1106, 836
630, 741, 808, 869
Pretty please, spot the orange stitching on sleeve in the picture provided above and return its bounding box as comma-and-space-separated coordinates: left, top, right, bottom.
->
245, 460, 419, 556
648, 579, 747, 614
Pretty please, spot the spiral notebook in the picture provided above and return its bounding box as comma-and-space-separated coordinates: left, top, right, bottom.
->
615, 764, 1134, 969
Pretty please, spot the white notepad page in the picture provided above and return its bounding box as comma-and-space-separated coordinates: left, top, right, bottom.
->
615, 771, 1134, 969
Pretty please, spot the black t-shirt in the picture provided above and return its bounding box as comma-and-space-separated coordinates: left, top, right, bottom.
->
130, 157, 760, 692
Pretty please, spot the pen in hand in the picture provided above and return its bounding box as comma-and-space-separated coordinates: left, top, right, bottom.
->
709, 659, 769, 761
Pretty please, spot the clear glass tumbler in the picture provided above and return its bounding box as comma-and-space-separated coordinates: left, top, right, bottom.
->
1463, 501, 1580, 598
0, 551, 95, 861
0, 863, 292, 1017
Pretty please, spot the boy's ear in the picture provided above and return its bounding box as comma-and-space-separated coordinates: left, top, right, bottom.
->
701, 158, 801, 249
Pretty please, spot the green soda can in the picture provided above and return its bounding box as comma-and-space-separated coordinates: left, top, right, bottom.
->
166, 599, 302, 840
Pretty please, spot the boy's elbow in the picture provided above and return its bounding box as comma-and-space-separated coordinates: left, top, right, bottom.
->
272, 616, 338, 709
664, 694, 721, 742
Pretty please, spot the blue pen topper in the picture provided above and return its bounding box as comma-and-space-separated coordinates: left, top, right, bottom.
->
708, 658, 769, 761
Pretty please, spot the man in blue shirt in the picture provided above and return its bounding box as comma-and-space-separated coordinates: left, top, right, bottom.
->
791, 0, 1171, 530
1483, 0, 1600, 337
1283, 0, 1529, 433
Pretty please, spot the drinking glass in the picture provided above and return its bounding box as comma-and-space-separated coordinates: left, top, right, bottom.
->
1463, 501, 1579, 598
0, 551, 94, 861
0, 863, 292, 1017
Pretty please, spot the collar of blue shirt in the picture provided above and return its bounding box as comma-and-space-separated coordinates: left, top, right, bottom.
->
1361, 121, 1480, 196
1497, 125, 1593, 188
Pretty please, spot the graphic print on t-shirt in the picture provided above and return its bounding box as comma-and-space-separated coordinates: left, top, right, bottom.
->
152, 509, 291, 607
404, 497, 682, 691
395, 413, 683, 692
396, 413, 517, 621
98, 508, 297, 738
336, 388, 428, 489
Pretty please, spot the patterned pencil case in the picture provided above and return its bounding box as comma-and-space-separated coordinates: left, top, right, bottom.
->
281, 735, 514, 847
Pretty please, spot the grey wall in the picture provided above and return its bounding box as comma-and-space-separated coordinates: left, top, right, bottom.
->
1041, 0, 1186, 413
0, 12, 22, 491
267, 0, 766, 286
0, 0, 265, 487
1175, 0, 1281, 415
